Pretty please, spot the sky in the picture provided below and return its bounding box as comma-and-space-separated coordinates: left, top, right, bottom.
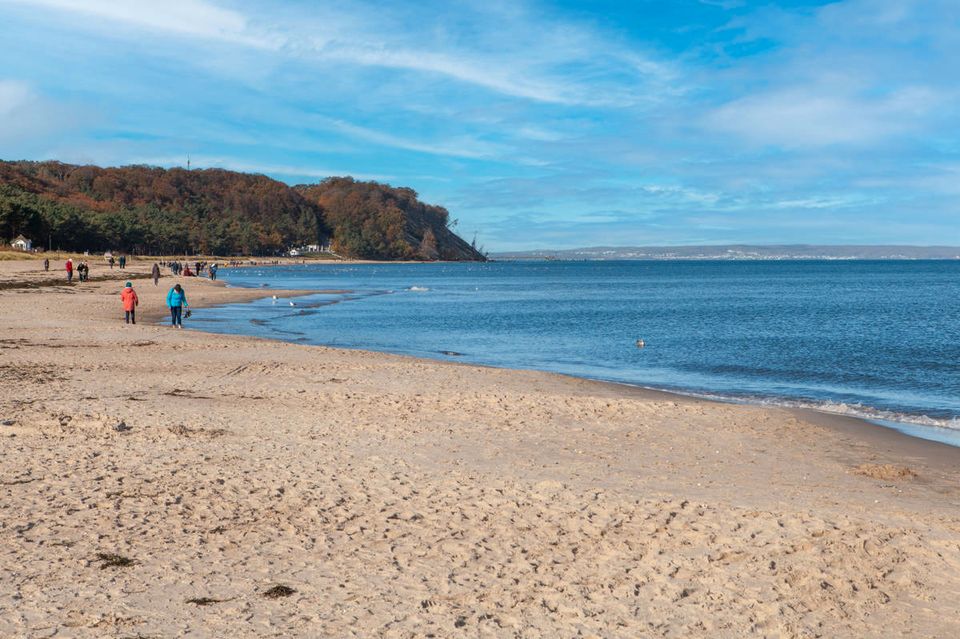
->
1, 0, 958, 251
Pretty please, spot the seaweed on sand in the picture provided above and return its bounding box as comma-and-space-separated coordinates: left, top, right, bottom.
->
186, 597, 232, 606
96, 552, 136, 569
262, 585, 296, 599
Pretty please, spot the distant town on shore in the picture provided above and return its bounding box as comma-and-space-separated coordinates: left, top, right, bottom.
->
492, 245, 960, 261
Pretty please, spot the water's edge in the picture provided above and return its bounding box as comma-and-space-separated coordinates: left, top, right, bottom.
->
186, 278, 960, 450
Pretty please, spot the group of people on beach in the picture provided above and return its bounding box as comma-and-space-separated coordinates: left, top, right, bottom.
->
50, 257, 193, 328
63, 258, 89, 282
57, 257, 219, 286
163, 260, 217, 279
119, 280, 189, 328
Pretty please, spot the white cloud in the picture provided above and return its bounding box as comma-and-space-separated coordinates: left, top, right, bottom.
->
313, 116, 508, 160
705, 85, 941, 148
3, 0, 675, 106
902, 164, 960, 196
0, 79, 82, 145
0, 79, 31, 117
516, 126, 565, 142
317, 44, 583, 105
769, 195, 877, 209
2, 0, 273, 46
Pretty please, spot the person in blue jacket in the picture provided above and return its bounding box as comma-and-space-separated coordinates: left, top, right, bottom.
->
166, 283, 188, 328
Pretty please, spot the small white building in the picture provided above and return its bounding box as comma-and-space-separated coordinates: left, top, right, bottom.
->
10, 235, 32, 251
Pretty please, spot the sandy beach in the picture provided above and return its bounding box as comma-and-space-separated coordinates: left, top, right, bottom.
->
2, 258, 959, 638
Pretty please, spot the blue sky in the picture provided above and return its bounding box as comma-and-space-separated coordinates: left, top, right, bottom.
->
1, 0, 958, 250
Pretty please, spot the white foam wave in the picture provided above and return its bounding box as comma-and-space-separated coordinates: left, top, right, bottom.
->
670, 390, 960, 432
407, 286, 430, 292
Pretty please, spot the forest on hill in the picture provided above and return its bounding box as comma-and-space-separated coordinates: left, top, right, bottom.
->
297, 178, 483, 261
0, 161, 485, 260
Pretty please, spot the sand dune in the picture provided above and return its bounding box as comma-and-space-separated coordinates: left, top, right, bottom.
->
1, 259, 959, 637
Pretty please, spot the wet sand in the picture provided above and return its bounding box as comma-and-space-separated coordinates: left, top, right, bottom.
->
1, 258, 959, 638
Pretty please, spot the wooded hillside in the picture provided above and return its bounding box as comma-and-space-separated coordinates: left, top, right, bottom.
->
0, 161, 485, 260
296, 178, 485, 261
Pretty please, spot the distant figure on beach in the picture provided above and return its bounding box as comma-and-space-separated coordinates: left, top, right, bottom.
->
78, 261, 89, 282
108, 256, 115, 269
166, 283, 188, 328
119, 255, 127, 269
65, 258, 73, 283
183, 264, 195, 277
151, 262, 161, 286
121, 282, 139, 324
43, 258, 49, 271
209, 263, 218, 280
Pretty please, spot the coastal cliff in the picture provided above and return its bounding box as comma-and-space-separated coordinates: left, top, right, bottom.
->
296, 177, 485, 261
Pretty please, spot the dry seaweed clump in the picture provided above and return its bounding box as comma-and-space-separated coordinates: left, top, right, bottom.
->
263, 585, 296, 599
96, 552, 137, 569
854, 464, 918, 480
186, 597, 230, 606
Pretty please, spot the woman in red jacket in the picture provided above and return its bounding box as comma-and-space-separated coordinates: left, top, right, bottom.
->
120, 282, 139, 324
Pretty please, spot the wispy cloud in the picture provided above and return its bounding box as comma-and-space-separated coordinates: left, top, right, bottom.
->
3, 0, 271, 46
0, 79, 85, 146
314, 116, 508, 160
134, 155, 390, 182
4, 0, 674, 107
705, 85, 942, 148
0, 79, 31, 118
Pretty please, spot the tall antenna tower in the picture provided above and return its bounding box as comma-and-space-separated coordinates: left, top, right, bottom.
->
187, 155, 191, 171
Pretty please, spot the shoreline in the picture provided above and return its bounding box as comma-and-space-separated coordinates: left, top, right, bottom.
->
12, 253, 953, 455
3, 259, 959, 637
196, 267, 960, 451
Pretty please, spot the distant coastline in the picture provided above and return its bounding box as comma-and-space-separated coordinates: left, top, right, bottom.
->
492, 244, 960, 261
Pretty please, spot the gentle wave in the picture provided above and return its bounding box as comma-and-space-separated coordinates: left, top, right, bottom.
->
627, 384, 960, 432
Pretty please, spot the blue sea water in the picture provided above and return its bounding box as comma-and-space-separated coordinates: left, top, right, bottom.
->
190, 260, 960, 446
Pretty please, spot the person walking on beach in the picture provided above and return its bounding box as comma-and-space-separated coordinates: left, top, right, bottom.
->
65, 258, 73, 283
151, 262, 161, 286
121, 281, 139, 324
43, 258, 49, 271
78, 261, 89, 282
119, 255, 126, 269
166, 283, 188, 328
108, 255, 115, 269
209, 262, 218, 281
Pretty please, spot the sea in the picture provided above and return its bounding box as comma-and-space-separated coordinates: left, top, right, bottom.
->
190, 260, 960, 447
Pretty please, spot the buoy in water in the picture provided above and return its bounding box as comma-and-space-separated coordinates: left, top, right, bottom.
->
635, 338, 645, 348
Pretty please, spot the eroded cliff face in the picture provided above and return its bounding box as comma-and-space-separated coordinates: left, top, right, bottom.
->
296, 177, 486, 261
